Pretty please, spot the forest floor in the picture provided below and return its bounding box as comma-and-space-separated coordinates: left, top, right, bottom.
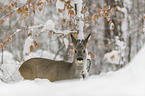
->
0, 44, 145, 96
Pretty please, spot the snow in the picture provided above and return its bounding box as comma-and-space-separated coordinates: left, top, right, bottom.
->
55, 30, 77, 35
41, 19, 77, 34
124, 0, 132, 10
18, 0, 27, 4
109, 22, 114, 31
104, 50, 122, 64
0, 44, 145, 96
23, 36, 34, 58
0, 51, 15, 64
63, 38, 69, 49
104, 37, 125, 64
56, 0, 64, 10
77, 20, 85, 40
116, 6, 128, 39
75, 0, 83, 18
0, 51, 22, 82
24, 49, 63, 61
41, 19, 55, 32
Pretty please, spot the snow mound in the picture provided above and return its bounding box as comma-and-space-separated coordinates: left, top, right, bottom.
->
0, 44, 145, 96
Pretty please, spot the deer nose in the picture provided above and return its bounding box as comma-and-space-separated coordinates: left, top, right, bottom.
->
77, 57, 83, 61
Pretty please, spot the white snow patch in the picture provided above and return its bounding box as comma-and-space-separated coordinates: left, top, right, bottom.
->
0, 51, 22, 82
75, 0, 83, 17
56, 0, 64, 10
41, 20, 55, 32
0, 70, 3, 78
104, 37, 125, 64
104, 50, 122, 64
0, 51, 15, 64
78, 20, 84, 40
63, 38, 69, 49
23, 36, 34, 58
55, 30, 77, 35
0, 62, 22, 83
24, 49, 63, 61
124, 0, 132, 10
18, 0, 27, 4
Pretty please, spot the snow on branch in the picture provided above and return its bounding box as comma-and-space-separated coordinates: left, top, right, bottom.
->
41, 20, 55, 32
74, 0, 83, 18
56, 0, 65, 10
23, 36, 34, 59
104, 37, 125, 65
41, 19, 77, 34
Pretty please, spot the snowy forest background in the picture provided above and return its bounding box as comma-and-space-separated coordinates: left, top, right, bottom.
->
0, 0, 145, 83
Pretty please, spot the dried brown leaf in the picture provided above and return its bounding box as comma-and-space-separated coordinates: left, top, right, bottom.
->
34, 40, 37, 47
30, 45, 34, 52
0, 43, 4, 49
1, 19, 4, 24
104, 5, 110, 11
110, 55, 115, 59
8, 6, 12, 11
8, 13, 13, 18
22, 6, 26, 14
58, 9, 63, 13
68, 48, 73, 56
88, 52, 95, 58
25, 7, 28, 11
143, 14, 145, 20
109, 21, 112, 25
33, 10, 35, 14
61, 19, 66, 23
17, 8, 22, 14
0, 8, 3, 11
25, 12, 29, 17
109, 8, 114, 15
39, 7, 42, 11
4, 5, 8, 9
4, 38, 7, 41
28, 33, 32, 36
17, 60, 21, 63
97, 7, 101, 12
14, 2, 17, 7
72, 33, 78, 38
49, 31, 52, 35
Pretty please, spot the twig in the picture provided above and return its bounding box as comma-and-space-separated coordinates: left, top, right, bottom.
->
87, 59, 91, 73
53, 44, 65, 60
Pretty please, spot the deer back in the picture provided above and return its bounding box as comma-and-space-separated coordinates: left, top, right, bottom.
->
19, 58, 78, 81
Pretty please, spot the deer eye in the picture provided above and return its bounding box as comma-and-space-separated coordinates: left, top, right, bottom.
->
83, 50, 85, 53
75, 50, 77, 53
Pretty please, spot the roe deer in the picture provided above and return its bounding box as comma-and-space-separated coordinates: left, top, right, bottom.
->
19, 33, 91, 82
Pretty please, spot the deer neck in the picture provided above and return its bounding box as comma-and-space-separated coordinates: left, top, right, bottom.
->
72, 60, 84, 78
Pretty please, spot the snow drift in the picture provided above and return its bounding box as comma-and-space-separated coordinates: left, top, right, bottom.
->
0, 44, 145, 96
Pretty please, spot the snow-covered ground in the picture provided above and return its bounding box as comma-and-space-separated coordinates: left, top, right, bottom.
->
0, 44, 145, 96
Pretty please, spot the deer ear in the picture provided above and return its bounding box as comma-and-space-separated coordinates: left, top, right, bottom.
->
83, 33, 91, 47
70, 34, 77, 46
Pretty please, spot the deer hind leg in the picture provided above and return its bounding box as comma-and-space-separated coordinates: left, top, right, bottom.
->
19, 65, 36, 80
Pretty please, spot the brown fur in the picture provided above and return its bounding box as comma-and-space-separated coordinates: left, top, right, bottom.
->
19, 58, 80, 81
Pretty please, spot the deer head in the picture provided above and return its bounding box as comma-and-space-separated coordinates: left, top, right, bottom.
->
71, 33, 91, 65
